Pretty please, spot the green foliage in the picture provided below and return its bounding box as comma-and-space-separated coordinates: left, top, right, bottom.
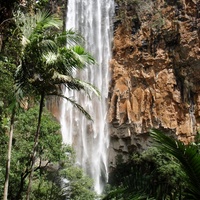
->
14, 9, 95, 95
11, 10, 97, 197
59, 147, 96, 200
1, 2, 98, 200
0, 106, 96, 199
0, 133, 8, 194
14, 106, 62, 160
3, 106, 62, 199
151, 129, 200, 199
104, 146, 186, 200
13, 9, 97, 120
62, 166, 96, 200
0, 57, 17, 108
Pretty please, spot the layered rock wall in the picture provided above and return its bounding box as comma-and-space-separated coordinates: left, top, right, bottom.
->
108, 0, 200, 165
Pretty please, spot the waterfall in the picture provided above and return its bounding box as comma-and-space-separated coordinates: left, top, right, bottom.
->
60, 0, 114, 194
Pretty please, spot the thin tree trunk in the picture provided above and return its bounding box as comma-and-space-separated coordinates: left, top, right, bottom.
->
26, 92, 45, 200
15, 170, 29, 200
0, 34, 3, 52
3, 107, 15, 200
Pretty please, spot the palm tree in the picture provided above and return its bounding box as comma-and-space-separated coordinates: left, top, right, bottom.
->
14, 10, 98, 200
150, 129, 200, 200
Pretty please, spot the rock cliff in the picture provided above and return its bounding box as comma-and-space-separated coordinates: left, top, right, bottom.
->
108, 0, 200, 165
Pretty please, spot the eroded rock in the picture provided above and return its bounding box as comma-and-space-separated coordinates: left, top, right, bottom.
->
109, 0, 200, 165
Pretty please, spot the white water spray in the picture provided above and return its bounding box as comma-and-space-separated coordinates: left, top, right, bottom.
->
60, 0, 114, 194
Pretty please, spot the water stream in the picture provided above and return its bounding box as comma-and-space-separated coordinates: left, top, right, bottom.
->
60, 0, 114, 194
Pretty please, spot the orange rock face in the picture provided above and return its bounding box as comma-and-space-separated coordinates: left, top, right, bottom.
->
108, 0, 200, 164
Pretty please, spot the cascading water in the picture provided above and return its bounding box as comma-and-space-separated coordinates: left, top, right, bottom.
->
60, 0, 114, 194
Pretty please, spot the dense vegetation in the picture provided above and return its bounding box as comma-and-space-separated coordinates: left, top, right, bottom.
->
1, 1, 200, 200
0, 0, 97, 199
0, 106, 96, 199
103, 130, 200, 200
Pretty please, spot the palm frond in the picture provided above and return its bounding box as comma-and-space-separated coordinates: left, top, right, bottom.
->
49, 47, 95, 74
37, 11, 62, 30
14, 9, 96, 122
15, 63, 26, 90
47, 93, 92, 120
71, 45, 95, 66
65, 29, 84, 45
43, 52, 58, 65
56, 29, 84, 47
150, 129, 200, 199
103, 188, 155, 200
43, 49, 76, 71
75, 79, 100, 97
49, 69, 99, 96
103, 187, 126, 200
15, 10, 61, 49
40, 39, 57, 53
21, 35, 30, 46
51, 70, 73, 83
14, 11, 37, 45
64, 80, 85, 91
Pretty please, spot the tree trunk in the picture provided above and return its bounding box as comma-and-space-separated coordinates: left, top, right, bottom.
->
15, 170, 29, 200
26, 92, 45, 200
3, 107, 15, 200
0, 34, 3, 52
